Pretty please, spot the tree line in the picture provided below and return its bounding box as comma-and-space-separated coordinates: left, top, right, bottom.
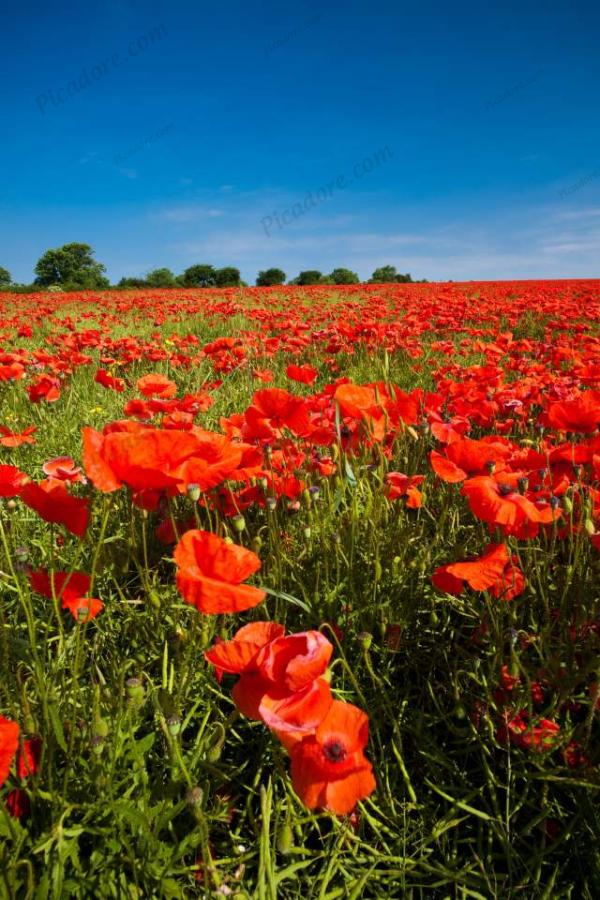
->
0, 243, 425, 292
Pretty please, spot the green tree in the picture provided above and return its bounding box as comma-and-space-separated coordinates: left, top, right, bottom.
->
34, 243, 109, 289
329, 268, 359, 284
214, 267, 242, 287
182, 264, 217, 287
117, 277, 147, 288
294, 270, 323, 285
0, 267, 11, 287
370, 265, 413, 283
145, 268, 176, 287
256, 268, 286, 287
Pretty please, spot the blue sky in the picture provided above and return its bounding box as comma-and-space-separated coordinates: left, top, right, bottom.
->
2, 0, 600, 284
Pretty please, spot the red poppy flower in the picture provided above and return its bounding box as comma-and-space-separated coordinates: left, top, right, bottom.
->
29, 569, 103, 621
205, 625, 333, 733
27, 374, 61, 403
286, 701, 375, 815
385, 472, 425, 508
461, 475, 558, 534
432, 543, 525, 600
42, 456, 85, 483
205, 621, 285, 679
545, 391, 600, 433
137, 373, 177, 398
497, 711, 560, 752
430, 438, 509, 483
21, 479, 90, 537
244, 389, 310, 440
82, 424, 241, 494
0, 716, 20, 787
174, 530, 266, 614
95, 369, 126, 392
0, 425, 36, 447
286, 364, 318, 385
0, 465, 29, 496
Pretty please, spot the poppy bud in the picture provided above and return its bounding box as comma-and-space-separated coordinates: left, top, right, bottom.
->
251, 536, 263, 553
303, 526, 311, 539
486, 461, 496, 475
562, 495, 573, 514
187, 483, 201, 502
517, 477, 529, 494
223, 535, 234, 545
125, 677, 145, 707
167, 715, 181, 736
94, 717, 110, 738
232, 515, 246, 533
6, 499, 17, 510
585, 518, 596, 536
277, 824, 294, 855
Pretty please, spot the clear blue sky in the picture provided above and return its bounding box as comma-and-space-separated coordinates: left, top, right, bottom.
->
2, 0, 600, 284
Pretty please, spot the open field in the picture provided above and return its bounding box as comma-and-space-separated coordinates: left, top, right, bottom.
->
1, 280, 600, 897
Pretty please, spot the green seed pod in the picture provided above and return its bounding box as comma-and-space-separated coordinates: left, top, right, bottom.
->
357, 631, 373, 651
187, 483, 201, 502
454, 703, 466, 721
167, 715, 181, 736
277, 824, 294, 855
232, 515, 246, 533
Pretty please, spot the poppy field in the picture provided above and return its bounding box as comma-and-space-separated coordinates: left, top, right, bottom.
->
2, 279, 600, 897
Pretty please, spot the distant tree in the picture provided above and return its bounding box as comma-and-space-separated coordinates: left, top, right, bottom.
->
145, 268, 176, 287
214, 267, 242, 287
329, 268, 359, 284
294, 270, 323, 286
370, 265, 399, 283
0, 267, 11, 287
117, 277, 147, 288
182, 264, 217, 287
370, 265, 413, 284
34, 243, 109, 289
256, 268, 286, 287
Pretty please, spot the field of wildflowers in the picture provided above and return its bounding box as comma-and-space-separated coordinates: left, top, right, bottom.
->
1, 280, 600, 897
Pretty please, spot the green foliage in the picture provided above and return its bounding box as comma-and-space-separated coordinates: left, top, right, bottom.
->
182, 264, 217, 287
145, 268, 177, 288
117, 277, 148, 288
214, 266, 242, 287
0, 266, 11, 287
329, 267, 360, 284
370, 265, 413, 284
256, 268, 286, 287
293, 270, 323, 285
34, 243, 109, 289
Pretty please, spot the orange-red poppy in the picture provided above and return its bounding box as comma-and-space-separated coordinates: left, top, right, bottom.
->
432, 543, 525, 600
0, 465, 29, 496
0, 716, 20, 787
21, 478, 90, 537
174, 529, 266, 614
385, 472, 425, 507
286, 700, 375, 815
137, 373, 177, 398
